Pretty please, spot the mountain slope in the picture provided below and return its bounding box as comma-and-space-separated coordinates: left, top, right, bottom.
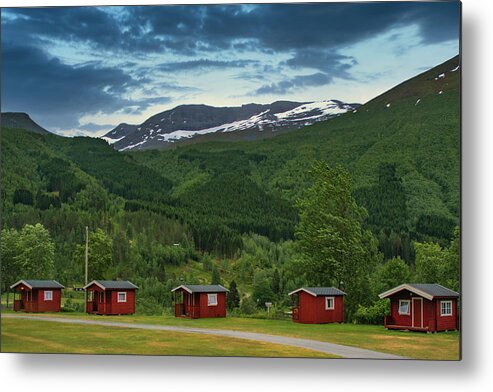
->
1, 112, 51, 134
131, 55, 460, 254
100, 123, 138, 144
102, 100, 359, 151
365, 55, 460, 108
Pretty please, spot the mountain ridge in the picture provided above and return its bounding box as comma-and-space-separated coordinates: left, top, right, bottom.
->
0, 112, 51, 135
102, 99, 360, 151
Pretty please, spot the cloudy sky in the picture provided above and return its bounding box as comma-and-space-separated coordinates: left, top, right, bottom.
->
1, 2, 460, 136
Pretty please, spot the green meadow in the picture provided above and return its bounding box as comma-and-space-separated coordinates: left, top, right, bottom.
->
1, 312, 459, 360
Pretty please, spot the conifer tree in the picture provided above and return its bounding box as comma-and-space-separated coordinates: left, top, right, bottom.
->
227, 280, 240, 310
294, 162, 381, 319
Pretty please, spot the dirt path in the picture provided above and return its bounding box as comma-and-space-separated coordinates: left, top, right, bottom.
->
3, 314, 406, 359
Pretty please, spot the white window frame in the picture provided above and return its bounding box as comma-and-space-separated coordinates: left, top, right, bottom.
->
440, 300, 453, 316
398, 299, 410, 315
207, 293, 218, 306
44, 290, 53, 301
325, 296, 335, 310
117, 292, 127, 303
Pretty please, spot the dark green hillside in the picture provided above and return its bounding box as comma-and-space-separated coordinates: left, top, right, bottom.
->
48, 136, 173, 203
132, 56, 460, 260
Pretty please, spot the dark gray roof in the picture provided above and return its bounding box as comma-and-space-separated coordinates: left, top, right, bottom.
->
172, 284, 229, 293
86, 280, 138, 290
408, 284, 459, 298
379, 283, 459, 299
290, 287, 346, 296
11, 280, 65, 289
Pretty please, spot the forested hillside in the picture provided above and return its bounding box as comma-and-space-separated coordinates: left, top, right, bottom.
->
133, 56, 460, 260
0, 56, 460, 319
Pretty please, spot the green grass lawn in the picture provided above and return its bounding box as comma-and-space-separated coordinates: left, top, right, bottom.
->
1, 318, 337, 358
1, 310, 459, 360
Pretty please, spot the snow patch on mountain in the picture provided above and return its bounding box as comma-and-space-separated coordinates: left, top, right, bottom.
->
101, 136, 126, 145
102, 100, 358, 151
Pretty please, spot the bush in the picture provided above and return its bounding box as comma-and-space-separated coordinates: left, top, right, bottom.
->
234, 300, 289, 320
238, 296, 256, 315
136, 296, 167, 315
353, 299, 389, 325
62, 298, 84, 312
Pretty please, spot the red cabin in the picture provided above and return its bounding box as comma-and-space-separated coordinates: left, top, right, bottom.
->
172, 284, 228, 319
288, 287, 346, 324
84, 280, 138, 315
10, 280, 64, 313
379, 283, 459, 332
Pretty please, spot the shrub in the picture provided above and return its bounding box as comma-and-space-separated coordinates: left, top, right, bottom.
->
62, 298, 84, 312
353, 299, 389, 325
136, 296, 167, 315
238, 296, 256, 315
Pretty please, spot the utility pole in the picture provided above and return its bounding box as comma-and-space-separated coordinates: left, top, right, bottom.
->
84, 226, 89, 306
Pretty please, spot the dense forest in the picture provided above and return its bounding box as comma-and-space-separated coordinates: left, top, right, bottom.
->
0, 56, 460, 321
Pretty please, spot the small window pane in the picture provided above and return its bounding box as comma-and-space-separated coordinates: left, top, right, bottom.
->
399, 300, 410, 315
117, 292, 127, 302
441, 301, 452, 316
208, 294, 217, 306
44, 291, 53, 301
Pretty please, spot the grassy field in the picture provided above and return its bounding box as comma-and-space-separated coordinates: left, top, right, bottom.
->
1, 310, 460, 360
1, 318, 337, 358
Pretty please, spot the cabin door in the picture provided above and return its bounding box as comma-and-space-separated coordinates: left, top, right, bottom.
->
412, 298, 423, 328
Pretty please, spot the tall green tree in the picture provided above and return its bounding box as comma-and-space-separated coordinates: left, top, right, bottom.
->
210, 265, 221, 285
271, 268, 281, 296
294, 162, 381, 319
252, 270, 274, 308
16, 224, 55, 279
414, 227, 459, 291
371, 256, 412, 297
444, 227, 460, 291
1, 228, 21, 290
73, 228, 113, 282
1, 224, 55, 289
414, 242, 446, 284
227, 280, 240, 310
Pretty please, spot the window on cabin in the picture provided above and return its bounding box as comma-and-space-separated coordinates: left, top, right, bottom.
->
117, 292, 127, 303
325, 296, 335, 310
44, 290, 53, 301
398, 300, 410, 315
440, 300, 453, 316
208, 293, 218, 306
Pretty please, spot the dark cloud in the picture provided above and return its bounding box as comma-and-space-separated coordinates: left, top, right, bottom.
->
78, 122, 115, 132
2, 7, 123, 51
0, 42, 170, 129
253, 51, 358, 95
254, 73, 334, 96
158, 59, 257, 72
131, 97, 172, 109
284, 51, 357, 77
400, 2, 460, 45
2, 3, 460, 56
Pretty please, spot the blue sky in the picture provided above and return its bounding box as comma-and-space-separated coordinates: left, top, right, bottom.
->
1, 2, 460, 136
